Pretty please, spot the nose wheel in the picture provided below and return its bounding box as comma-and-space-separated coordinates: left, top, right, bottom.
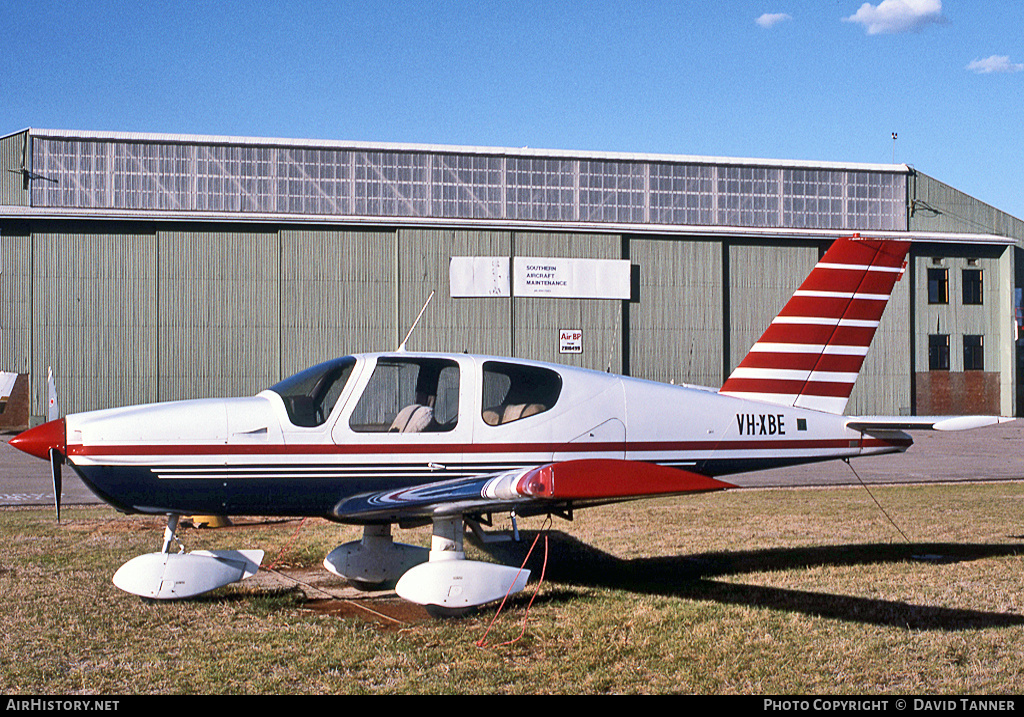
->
112, 514, 263, 599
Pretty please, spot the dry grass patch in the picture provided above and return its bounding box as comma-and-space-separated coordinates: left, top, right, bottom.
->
3, 482, 1024, 693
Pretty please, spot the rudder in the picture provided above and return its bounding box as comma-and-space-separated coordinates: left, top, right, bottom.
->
719, 236, 910, 414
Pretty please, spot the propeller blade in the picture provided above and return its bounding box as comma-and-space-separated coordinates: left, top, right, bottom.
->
49, 448, 63, 523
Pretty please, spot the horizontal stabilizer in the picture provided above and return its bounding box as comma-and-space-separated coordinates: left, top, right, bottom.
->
846, 416, 1014, 433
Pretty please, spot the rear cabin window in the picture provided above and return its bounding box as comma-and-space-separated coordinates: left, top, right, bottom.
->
481, 361, 562, 426
349, 358, 460, 433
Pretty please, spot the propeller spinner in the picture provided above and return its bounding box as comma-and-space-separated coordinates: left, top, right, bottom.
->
9, 418, 67, 521
9, 367, 65, 521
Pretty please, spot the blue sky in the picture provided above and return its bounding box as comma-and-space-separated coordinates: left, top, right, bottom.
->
3, 1, 1022, 220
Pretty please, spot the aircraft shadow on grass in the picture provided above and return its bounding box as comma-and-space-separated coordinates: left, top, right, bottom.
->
475, 529, 1024, 631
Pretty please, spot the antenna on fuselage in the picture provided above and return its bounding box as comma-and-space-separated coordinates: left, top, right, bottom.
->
397, 291, 435, 352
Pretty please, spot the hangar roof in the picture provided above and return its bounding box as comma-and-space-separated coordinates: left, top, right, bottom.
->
12, 127, 910, 172
0, 127, 1014, 245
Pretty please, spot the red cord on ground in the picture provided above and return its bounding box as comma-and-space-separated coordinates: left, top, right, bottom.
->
265, 517, 307, 570
476, 519, 551, 648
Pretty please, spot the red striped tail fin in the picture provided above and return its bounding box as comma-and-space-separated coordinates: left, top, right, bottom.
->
719, 236, 910, 414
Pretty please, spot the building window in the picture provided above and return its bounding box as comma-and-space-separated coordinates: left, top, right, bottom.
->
962, 269, 983, 305
928, 334, 950, 371
964, 335, 984, 371
928, 268, 948, 304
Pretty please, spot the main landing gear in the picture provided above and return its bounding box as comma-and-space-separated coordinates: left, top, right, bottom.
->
324, 515, 530, 617
110, 512, 530, 615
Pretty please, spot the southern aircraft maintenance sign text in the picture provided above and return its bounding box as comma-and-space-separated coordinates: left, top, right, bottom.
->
514, 257, 630, 299
450, 256, 631, 299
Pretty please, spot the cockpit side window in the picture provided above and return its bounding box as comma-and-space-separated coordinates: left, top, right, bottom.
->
481, 361, 562, 426
349, 358, 460, 433
269, 357, 356, 428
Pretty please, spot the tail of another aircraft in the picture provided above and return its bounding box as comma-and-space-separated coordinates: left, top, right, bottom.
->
719, 235, 910, 415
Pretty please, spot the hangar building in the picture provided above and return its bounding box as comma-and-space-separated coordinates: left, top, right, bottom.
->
1, 127, 1022, 426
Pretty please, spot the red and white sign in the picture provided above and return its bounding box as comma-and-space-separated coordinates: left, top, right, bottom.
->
559, 329, 583, 354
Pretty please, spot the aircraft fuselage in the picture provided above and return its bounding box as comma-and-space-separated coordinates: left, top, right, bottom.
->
22, 352, 909, 520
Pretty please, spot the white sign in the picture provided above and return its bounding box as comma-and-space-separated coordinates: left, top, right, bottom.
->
0, 372, 16, 400
513, 257, 631, 299
449, 257, 511, 297
559, 329, 583, 354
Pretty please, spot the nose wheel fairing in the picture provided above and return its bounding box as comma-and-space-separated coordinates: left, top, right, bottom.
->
111, 515, 264, 600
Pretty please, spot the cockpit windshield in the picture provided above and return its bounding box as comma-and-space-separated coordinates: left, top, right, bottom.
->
268, 356, 356, 427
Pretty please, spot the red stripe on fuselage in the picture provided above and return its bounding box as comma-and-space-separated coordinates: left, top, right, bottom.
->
65, 436, 908, 459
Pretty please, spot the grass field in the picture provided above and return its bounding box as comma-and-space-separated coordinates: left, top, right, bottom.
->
3, 482, 1024, 694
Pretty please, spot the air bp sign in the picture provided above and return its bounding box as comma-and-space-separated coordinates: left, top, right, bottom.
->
559, 329, 583, 354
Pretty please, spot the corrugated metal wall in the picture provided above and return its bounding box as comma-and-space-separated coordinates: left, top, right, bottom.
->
397, 228, 512, 357
628, 236, 722, 387
910, 172, 1024, 241
0, 131, 30, 207
2, 223, 933, 420
513, 233, 623, 372
0, 231, 31, 374
31, 230, 158, 414
280, 229, 399, 371
157, 230, 280, 402
727, 243, 820, 372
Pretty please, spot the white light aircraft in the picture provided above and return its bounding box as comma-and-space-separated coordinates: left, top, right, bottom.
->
9, 236, 1009, 615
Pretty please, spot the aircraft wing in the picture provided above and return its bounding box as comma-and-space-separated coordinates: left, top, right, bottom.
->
845, 415, 1014, 432
332, 459, 734, 522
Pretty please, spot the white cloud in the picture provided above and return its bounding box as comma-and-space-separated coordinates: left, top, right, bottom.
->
967, 55, 1024, 74
756, 13, 791, 29
844, 0, 944, 35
